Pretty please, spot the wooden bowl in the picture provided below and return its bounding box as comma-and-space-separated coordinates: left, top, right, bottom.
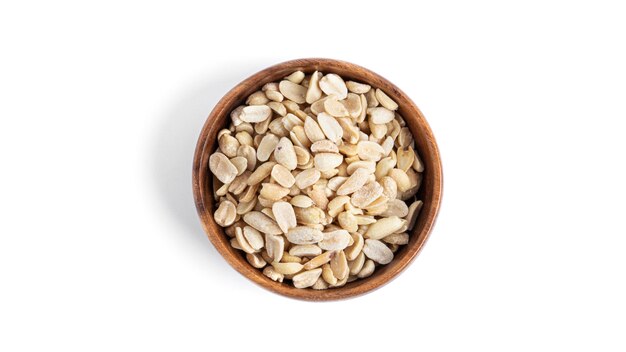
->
193, 58, 443, 301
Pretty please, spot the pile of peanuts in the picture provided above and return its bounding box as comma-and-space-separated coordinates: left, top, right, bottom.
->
209, 70, 423, 289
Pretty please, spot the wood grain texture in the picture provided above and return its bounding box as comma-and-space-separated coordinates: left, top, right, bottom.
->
192, 58, 443, 301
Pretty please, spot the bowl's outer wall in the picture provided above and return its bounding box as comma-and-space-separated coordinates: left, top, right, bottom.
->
192, 58, 443, 301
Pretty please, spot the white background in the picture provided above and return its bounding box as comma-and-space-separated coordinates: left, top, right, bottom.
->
1, 0, 625, 351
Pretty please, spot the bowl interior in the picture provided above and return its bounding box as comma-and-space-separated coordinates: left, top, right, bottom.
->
193, 58, 442, 301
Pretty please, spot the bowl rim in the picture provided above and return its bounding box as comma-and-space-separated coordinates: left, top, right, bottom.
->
192, 58, 443, 301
